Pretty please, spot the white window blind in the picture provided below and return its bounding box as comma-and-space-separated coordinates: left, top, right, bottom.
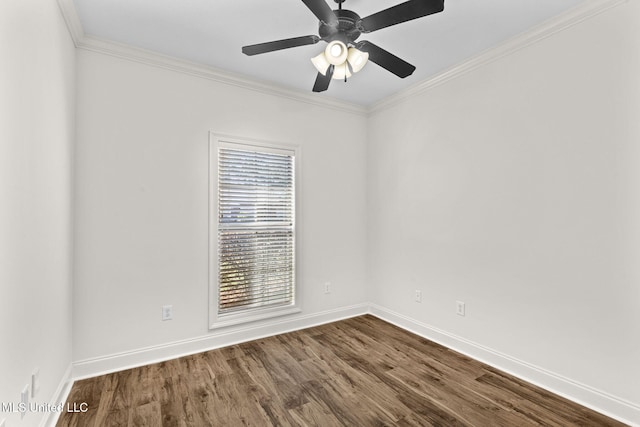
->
217, 144, 295, 315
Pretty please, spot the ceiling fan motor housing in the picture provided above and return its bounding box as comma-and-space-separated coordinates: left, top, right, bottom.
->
319, 9, 362, 44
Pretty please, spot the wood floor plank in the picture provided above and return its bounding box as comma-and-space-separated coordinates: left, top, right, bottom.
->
60, 376, 105, 427
288, 400, 345, 427
386, 364, 533, 427
475, 368, 622, 426
310, 330, 471, 425
130, 401, 162, 426
57, 315, 628, 427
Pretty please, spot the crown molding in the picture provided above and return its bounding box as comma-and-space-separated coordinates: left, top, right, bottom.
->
56, 0, 627, 117
76, 36, 367, 116
55, 0, 367, 117
369, 0, 629, 115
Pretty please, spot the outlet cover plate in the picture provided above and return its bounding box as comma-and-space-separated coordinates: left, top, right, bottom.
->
162, 305, 173, 321
456, 301, 466, 316
414, 290, 422, 303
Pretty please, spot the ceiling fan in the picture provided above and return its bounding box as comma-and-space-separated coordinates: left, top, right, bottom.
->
242, 0, 445, 93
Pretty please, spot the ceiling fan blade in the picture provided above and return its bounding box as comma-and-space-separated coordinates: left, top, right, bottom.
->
358, 0, 444, 33
312, 65, 335, 92
242, 35, 320, 56
357, 41, 416, 78
301, 0, 338, 25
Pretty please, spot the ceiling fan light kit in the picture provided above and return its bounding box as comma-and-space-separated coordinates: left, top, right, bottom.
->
242, 0, 445, 93
332, 62, 352, 80
347, 47, 369, 73
311, 52, 332, 75
325, 40, 349, 65
312, 41, 367, 79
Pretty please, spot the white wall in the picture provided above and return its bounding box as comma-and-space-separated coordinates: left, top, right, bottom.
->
0, 0, 637, 423
368, 0, 640, 417
0, 0, 75, 426
73, 50, 368, 364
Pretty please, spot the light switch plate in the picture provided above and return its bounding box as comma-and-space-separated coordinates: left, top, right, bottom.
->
21, 384, 29, 419
32, 368, 40, 397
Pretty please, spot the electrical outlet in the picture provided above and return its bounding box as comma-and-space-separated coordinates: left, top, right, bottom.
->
162, 305, 173, 321
324, 282, 331, 294
456, 301, 466, 316
21, 384, 29, 419
31, 368, 40, 397
414, 290, 422, 303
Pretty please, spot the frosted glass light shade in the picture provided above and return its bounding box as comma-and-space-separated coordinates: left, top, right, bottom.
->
311, 53, 331, 75
324, 40, 348, 65
331, 62, 352, 80
347, 47, 369, 73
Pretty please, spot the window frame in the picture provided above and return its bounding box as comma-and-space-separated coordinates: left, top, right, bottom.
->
209, 133, 301, 329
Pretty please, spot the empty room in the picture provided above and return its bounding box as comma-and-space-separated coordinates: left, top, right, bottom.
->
1, 0, 639, 426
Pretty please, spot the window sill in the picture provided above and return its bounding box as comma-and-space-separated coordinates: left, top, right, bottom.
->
209, 306, 301, 330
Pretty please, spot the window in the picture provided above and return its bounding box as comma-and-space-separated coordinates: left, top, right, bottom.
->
210, 134, 299, 328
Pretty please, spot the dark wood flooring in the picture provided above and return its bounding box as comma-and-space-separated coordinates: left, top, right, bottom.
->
57, 315, 627, 426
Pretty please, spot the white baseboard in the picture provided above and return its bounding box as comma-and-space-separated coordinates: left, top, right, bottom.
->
40, 364, 74, 427
369, 304, 640, 427
72, 303, 368, 380
69, 302, 639, 426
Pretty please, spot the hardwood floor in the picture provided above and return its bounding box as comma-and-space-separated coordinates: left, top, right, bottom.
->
57, 315, 627, 426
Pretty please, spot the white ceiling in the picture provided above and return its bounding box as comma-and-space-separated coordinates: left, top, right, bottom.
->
72, 0, 586, 106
